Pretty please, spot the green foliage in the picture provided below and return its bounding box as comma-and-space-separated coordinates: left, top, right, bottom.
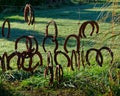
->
0, 70, 33, 82
0, 81, 15, 96
0, 2, 120, 96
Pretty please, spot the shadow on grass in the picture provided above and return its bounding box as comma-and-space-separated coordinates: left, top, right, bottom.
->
0, 27, 45, 44
0, 26, 96, 52
0, 3, 104, 51
0, 27, 69, 48
0, 3, 111, 23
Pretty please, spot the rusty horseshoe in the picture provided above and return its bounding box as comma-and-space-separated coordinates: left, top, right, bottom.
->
54, 51, 71, 67
64, 34, 80, 53
15, 36, 32, 53
55, 64, 63, 83
24, 4, 35, 25
42, 35, 58, 53
15, 35, 38, 54
98, 46, 113, 64
44, 66, 54, 85
20, 51, 43, 73
70, 50, 78, 71
86, 48, 103, 67
45, 20, 58, 41
2, 19, 10, 38
47, 51, 53, 67
79, 21, 99, 38
0, 52, 8, 72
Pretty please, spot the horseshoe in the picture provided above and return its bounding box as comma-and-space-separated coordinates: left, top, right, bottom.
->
90, 21, 99, 36
21, 51, 43, 73
24, 4, 35, 25
27, 35, 39, 54
86, 48, 103, 66
82, 21, 95, 38
54, 51, 71, 67
79, 21, 94, 38
2, 19, 10, 38
55, 64, 63, 83
70, 50, 78, 71
44, 51, 54, 85
0, 52, 8, 72
42, 35, 58, 53
0, 56, 6, 72
99, 47, 113, 64
15, 36, 33, 52
21, 36, 38, 58
79, 22, 86, 38
15, 35, 38, 54
44, 66, 54, 85
64, 34, 80, 53
7, 52, 22, 70
96, 51, 103, 67
79, 21, 99, 38
47, 51, 53, 67
81, 49, 85, 68
45, 20, 58, 41
0, 56, 3, 70
0, 52, 23, 71
78, 52, 80, 70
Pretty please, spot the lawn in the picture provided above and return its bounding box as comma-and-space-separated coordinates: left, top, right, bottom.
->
0, 2, 120, 96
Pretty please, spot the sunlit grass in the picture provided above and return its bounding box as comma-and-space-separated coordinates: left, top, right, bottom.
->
0, 2, 120, 96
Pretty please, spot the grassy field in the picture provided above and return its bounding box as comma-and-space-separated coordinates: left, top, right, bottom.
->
0, 2, 120, 96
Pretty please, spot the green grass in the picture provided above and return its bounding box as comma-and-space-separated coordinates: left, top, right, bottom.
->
0, 2, 120, 96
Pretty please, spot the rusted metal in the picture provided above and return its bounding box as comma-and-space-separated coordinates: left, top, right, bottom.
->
4, 35, 42, 73
7, 52, 21, 70
78, 21, 99, 38
42, 20, 59, 53
44, 51, 54, 85
55, 64, 63, 83
20, 51, 43, 73
42, 35, 58, 53
81, 49, 85, 68
90, 21, 99, 36
27, 35, 39, 54
45, 20, 58, 41
15, 35, 38, 54
99, 47, 114, 64
2, 19, 10, 38
64, 34, 80, 53
47, 51, 53, 67
86, 47, 113, 67
78, 52, 80, 70
70, 50, 78, 71
15, 36, 33, 52
44, 66, 54, 85
0, 52, 8, 72
86, 48, 103, 66
24, 4, 35, 25
54, 51, 71, 67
